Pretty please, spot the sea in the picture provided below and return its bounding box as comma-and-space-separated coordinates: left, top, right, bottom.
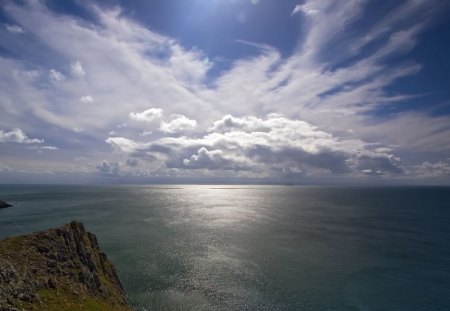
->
0, 185, 449, 310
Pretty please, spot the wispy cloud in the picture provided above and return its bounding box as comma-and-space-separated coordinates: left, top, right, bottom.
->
4, 23, 24, 33
71, 61, 85, 77
0, 0, 449, 183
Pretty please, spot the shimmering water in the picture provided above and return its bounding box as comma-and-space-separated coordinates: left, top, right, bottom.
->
0, 185, 449, 310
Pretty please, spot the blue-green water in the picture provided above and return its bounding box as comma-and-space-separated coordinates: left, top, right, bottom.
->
0, 185, 449, 310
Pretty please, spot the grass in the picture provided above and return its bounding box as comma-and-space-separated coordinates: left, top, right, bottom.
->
37, 288, 130, 311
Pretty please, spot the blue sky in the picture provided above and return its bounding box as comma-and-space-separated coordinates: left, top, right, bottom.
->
1, 0, 450, 184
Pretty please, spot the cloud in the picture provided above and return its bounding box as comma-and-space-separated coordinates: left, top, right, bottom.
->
96, 161, 119, 176
106, 137, 142, 153
291, 4, 319, 16
107, 114, 404, 177
48, 69, 65, 82
0, 0, 449, 183
0, 164, 13, 173
139, 131, 152, 137
208, 114, 283, 133
40, 146, 59, 150
80, 95, 94, 103
159, 114, 197, 134
0, 128, 43, 144
5, 24, 25, 34
417, 161, 450, 178
5, 24, 24, 33
71, 60, 85, 77
183, 147, 250, 171
291, 4, 302, 16
126, 158, 139, 167
129, 108, 163, 122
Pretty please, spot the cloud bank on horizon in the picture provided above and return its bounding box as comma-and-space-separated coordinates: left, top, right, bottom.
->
0, 0, 450, 184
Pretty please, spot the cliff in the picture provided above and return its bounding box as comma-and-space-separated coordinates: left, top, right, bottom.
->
0, 221, 132, 311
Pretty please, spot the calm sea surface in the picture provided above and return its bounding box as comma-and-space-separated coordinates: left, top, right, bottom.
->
0, 185, 449, 310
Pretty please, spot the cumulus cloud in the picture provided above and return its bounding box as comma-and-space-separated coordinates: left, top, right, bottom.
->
129, 108, 163, 122
183, 147, 250, 171
208, 115, 269, 133
107, 114, 404, 177
417, 161, 450, 177
0, 129, 43, 144
96, 161, 119, 176
1, 0, 449, 182
159, 114, 197, 134
71, 60, 85, 77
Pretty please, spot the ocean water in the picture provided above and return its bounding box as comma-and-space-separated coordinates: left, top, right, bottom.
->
0, 185, 449, 311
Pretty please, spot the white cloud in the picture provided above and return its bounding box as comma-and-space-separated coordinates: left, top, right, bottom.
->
48, 69, 65, 82
183, 147, 251, 171
0, 128, 43, 144
139, 131, 152, 137
80, 95, 94, 103
5, 24, 24, 33
417, 161, 450, 178
291, 4, 319, 16
129, 108, 163, 122
0, 164, 13, 173
0, 0, 449, 182
159, 114, 197, 134
40, 146, 59, 150
106, 137, 142, 153
291, 4, 302, 16
209, 114, 269, 133
71, 60, 85, 77
107, 114, 403, 177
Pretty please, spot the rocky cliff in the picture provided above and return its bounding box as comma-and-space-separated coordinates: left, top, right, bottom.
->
0, 221, 132, 311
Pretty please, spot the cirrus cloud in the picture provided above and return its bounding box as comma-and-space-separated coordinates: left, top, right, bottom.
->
0, 0, 449, 184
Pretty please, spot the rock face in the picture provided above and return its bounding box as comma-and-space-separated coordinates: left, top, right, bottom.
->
0, 200, 12, 209
0, 221, 132, 311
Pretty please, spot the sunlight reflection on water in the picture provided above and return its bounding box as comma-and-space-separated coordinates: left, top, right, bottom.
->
1, 185, 449, 310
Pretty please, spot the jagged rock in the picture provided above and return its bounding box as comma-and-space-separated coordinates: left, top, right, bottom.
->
0, 200, 12, 210
0, 221, 131, 310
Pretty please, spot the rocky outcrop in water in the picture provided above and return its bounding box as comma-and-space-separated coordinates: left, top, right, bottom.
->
0, 200, 12, 209
0, 221, 132, 310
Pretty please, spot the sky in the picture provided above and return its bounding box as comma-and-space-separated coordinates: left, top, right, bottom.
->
1, 0, 450, 184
